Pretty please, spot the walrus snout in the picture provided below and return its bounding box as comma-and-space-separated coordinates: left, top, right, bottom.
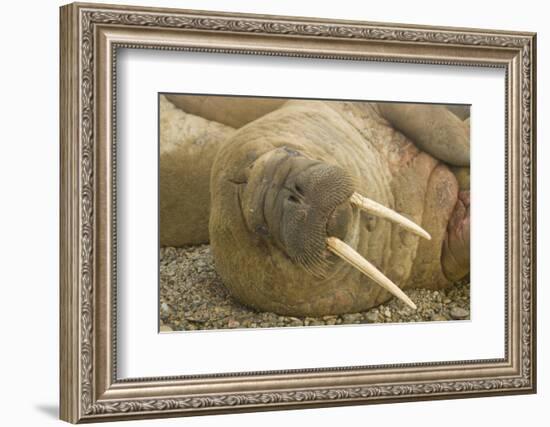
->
282, 161, 355, 275
241, 147, 355, 276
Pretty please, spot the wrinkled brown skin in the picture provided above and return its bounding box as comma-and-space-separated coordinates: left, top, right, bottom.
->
159, 96, 235, 245
208, 100, 470, 316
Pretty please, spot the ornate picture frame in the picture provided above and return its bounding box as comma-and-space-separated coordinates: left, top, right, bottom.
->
60, 2, 536, 423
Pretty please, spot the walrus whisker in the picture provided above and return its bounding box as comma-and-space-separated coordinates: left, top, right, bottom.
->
350, 192, 431, 240
326, 236, 417, 310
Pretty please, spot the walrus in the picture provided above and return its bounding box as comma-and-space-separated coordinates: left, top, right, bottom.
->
160, 95, 470, 317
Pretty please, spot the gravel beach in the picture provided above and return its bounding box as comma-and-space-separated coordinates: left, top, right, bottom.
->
160, 245, 470, 332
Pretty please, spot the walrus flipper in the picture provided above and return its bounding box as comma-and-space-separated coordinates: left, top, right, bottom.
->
377, 103, 470, 167
164, 94, 286, 128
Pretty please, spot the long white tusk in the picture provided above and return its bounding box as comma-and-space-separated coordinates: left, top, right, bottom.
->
350, 192, 431, 240
326, 236, 417, 310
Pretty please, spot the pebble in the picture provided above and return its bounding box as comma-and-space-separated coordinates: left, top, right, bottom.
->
450, 307, 469, 320
160, 302, 171, 314
343, 313, 361, 323
185, 316, 207, 323
160, 325, 173, 332
323, 315, 338, 326
227, 319, 240, 328
365, 312, 379, 323
431, 314, 448, 322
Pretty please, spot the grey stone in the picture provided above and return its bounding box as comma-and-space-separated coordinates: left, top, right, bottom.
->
342, 313, 361, 323
365, 312, 379, 323
160, 302, 171, 314
450, 307, 469, 320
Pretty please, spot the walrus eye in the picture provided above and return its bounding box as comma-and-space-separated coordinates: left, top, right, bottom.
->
287, 194, 300, 204
324, 191, 431, 310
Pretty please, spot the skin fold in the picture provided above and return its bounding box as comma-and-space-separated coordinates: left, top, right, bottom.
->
159, 96, 235, 245
160, 96, 471, 316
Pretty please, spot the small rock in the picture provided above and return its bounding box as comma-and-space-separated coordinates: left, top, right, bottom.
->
365, 312, 379, 323
450, 307, 469, 320
384, 309, 392, 318
160, 325, 173, 332
160, 302, 171, 314
342, 313, 361, 323
185, 316, 207, 323
443, 298, 452, 304
227, 319, 240, 328
431, 314, 447, 322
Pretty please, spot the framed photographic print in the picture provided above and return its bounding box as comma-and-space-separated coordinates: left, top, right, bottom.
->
59, 2, 537, 423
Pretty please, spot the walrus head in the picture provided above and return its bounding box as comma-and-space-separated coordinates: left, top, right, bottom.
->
236, 146, 430, 309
